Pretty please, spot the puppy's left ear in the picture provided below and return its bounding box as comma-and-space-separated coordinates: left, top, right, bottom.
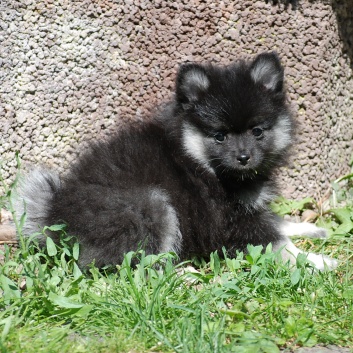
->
176, 63, 210, 105
250, 52, 284, 93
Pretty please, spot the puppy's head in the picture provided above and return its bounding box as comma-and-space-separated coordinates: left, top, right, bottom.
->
176, 52, 293, 179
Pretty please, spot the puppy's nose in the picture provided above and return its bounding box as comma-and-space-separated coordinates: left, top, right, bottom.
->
237, 154, 250, 166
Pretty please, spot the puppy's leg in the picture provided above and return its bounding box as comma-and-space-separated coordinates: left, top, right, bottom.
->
274, 219, 338, 270
279, 220, 327, 238
273, 237, 337, 271
76, 186, 182, 268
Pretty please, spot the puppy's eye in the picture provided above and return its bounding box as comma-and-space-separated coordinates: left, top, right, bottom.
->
214, 132, 226, 142
252, 127, 263, 137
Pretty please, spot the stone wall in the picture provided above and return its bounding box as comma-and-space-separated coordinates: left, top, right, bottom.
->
1, 0, 352, 199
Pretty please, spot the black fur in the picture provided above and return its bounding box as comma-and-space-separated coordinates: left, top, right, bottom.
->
18, 52, 295, 267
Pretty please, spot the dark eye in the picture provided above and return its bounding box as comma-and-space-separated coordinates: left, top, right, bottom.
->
214, 132, 226, 143
252, 127, 263, 137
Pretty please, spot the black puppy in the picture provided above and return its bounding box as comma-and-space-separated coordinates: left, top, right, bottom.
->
15, 52, 337, 270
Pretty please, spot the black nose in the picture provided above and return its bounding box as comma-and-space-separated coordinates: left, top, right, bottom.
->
237, 154, 250, 166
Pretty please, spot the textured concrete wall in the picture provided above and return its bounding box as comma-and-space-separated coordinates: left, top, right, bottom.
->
1, 0, 352, 199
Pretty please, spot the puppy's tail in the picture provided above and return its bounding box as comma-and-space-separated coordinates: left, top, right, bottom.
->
13, 168, 61, 238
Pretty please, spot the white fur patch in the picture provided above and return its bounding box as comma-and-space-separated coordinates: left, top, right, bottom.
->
181, 122, 214, 173
182, 70, 210, 102
251, 185, 276, 210
273, 239, 301, 262
13, 168, 61, 236
272, 115, 292, 151
250, 58, 282, 91
273, 221, 338, 271
237, 184, 276, 211
279, 220, 328, 238
149, 188, 182, 255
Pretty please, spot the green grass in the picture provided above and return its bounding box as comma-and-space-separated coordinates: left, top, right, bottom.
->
0, 165, 353, 352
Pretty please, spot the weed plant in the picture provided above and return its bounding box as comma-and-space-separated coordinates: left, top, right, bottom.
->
0, 161, 352, 353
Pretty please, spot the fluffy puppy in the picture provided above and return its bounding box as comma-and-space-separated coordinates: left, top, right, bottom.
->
15, 52, 337, 270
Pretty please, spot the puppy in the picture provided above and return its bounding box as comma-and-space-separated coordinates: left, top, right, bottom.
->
15, 52, 337, 270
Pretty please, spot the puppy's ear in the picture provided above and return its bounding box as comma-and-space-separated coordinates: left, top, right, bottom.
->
250, 52, 284, 92
176, 63, 210, 105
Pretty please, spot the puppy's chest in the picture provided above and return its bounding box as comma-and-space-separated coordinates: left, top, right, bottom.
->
174, 184, 262, 257
176, 180, 255, 231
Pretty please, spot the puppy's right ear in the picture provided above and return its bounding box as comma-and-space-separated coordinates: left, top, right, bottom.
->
176, 63, 210, 105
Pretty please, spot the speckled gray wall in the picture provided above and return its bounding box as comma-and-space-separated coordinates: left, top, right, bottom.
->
1, 0, 352, 199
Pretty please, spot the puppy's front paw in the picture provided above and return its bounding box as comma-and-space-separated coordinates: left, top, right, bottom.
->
280, 220, 328, 238
308, 226, 328, 239
307, 253, 338, 271
295, 223, 328, 238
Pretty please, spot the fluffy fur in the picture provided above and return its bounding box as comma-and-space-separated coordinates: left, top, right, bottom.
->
15, 52, 337, 270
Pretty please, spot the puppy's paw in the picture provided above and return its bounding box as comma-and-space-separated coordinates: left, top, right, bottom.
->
307, 252, 338, 271
305, 226, 328, 239
280, 220, 328, 238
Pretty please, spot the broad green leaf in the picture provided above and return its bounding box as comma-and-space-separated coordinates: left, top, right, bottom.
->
291, 268, 301, 285
45, 224, 66, 232
0, 275, 21, 301
225, 257, 241, 271
246, 245, 263, 264
72, 243, 80, 260
73, 304, 94, 317
284, 316, 296, 336
232, 322, 245, 333
73, 263, 82, 279
296, 253, 308, 268
271, 196, 313, 216
46, 237, 57, 256
330, 208, 352, 224
330, 208, 353, 235
250, 265, 260, 275
48, 292, 84, 309
260, 339, 280, 353
334, 222, 353, 235
49, 275, 61, 287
